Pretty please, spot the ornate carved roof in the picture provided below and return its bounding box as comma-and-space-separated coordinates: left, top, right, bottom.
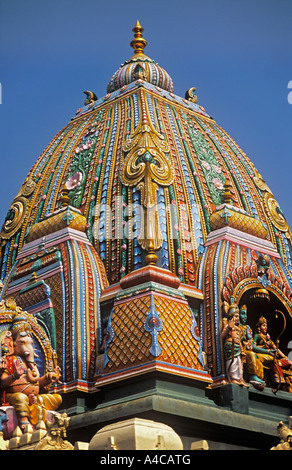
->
0, 22, 291, 289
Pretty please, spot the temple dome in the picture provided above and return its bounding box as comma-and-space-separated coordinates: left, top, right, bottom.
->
107, 20, 174, 93
0, 22, 291, 289
2, 21, 292, 447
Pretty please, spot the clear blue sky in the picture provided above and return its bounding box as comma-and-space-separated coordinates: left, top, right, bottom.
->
1, 0, 292, 231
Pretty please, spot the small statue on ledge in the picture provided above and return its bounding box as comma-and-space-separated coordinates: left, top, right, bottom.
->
221, 303, 249, 387
238, 305, 266, 390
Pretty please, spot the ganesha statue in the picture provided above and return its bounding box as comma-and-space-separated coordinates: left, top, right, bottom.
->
0, 305, 62, 433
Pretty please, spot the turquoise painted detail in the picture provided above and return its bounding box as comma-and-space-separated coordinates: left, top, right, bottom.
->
144, 294, 163, 357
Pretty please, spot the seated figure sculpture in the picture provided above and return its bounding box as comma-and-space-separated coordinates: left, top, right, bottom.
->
0, 314, 62, 432
221, 303, 249, 387
253, 316, 292, 392
238, 305, 266, 390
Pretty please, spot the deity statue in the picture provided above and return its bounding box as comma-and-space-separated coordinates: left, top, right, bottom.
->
221, 303, 249, 387
238, 305, 266, 390
0, 313, 62, 432
253, 316, 292, 392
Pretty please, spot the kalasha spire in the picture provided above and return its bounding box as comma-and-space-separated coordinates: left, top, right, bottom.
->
130, 20, 147, 55
107, 20, 174, 93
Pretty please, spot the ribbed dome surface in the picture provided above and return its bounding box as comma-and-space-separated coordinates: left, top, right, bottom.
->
0, 22, 291, 288
107, 54, 174, 93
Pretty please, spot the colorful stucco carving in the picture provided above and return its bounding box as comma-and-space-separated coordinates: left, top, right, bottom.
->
0, 21, 292, 448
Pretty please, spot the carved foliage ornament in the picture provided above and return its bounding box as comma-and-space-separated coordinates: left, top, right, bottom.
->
253, 171, 273, 194
263, 192, 288, 232
0, 176, 36, 241
253, 171, 289, 233
1, 197, 28, 240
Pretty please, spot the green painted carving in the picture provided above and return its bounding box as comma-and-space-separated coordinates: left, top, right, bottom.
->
181, 112, 225, 206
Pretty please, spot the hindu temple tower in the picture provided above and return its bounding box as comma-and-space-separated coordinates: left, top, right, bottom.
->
0, 21, 292, 450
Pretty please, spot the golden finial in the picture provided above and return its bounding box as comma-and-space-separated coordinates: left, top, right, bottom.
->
29, 272, 38, 284
222, 179, 233, 205
145, 241, 158, 266
61, 185, 70, 207
130, 20, 147, 55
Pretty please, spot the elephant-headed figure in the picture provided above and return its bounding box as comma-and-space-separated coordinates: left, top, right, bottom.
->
0, 310, 62, 433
